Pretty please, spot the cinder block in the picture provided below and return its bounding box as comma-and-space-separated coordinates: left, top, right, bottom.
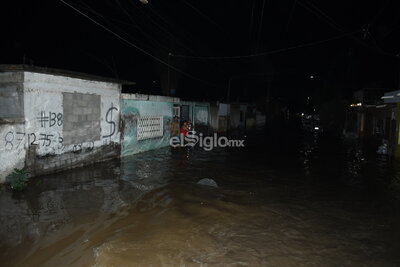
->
78, 99, 87, 107
93, 109, 101, 116
83, 108, 91, 115
88, 114, 98, 121
78, 115, 88, 121
73, 93, 82, 100
62, 93, 101, 145
92, 121, 100, 128
83, 94, 95, 102
63, 115, 72, 123
67, 115, 79, 123
62, 92, 73, 101
73, 107, 84, 115
63, 101, 73, 110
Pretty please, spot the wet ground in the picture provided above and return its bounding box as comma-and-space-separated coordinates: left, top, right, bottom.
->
1, 128, 400, 266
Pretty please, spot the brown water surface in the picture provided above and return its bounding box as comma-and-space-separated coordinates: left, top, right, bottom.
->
1, 132, 399, 266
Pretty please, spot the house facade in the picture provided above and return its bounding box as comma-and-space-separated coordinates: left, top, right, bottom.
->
0, 65, 123, 182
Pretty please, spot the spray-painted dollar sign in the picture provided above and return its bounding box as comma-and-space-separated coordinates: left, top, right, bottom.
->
103, 103, 119, 138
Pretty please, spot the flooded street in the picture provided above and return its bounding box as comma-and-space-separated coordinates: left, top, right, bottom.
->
1, 129, 400, 266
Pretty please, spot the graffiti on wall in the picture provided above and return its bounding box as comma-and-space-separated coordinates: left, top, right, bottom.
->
3, 129, 99, 155
103, 103, 118, 139
72, 141, 94, 153
3, 102, 120, 153
3, 131, 64, 151
37, 111, 63, 128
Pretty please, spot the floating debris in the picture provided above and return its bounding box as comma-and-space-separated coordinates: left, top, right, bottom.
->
197, 178, 218, 188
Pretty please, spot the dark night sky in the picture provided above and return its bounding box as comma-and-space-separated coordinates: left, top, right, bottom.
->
1, 0, 400, 108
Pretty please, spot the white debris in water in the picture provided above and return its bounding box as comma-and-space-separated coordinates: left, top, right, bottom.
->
197, 178, 218, 188
377, 144, 388, 155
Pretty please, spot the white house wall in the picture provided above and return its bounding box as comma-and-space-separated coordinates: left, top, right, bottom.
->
0, 122, 26, 183
0, 72, 25, 183
0, 71, 122, 182
23, 72, 121, 156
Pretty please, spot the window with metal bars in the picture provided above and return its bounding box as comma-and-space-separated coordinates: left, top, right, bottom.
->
137, 116, 163, 140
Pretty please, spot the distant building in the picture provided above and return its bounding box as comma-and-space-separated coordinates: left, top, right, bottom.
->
381, 90, 400, 158
344, 88, 395, 155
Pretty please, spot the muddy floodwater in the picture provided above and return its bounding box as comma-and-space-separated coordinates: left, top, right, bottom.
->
1, 130, 400, 266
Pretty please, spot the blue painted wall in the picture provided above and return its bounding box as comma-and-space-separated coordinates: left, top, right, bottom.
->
121, 99, 173, 156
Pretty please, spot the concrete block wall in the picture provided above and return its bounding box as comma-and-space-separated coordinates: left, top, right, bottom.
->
0, 71, 121, 182
62, 92, 101, 145
23, 71, 121, 155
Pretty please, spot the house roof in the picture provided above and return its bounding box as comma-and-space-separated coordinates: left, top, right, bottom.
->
121, 93, 180, 103
0, 64, 136, 85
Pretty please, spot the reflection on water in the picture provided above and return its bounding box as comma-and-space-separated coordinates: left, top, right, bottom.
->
1, 132, 400, 266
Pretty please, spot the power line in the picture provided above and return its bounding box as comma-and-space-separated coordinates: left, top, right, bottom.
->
113, 0, 171, 51
172, 30, 362, 60
68, 0, 163, 51
140, 0, 232, 78
177, 0, 225, 33
71, 1, 142, 29
74, 1, 195, 61
255, 0, 267, 53
297, 0, 397, 58
229, 63, 335, 82
304, 0, 342, 29
141, 1, 231, 77
74, 0, 231, 79
369, 0, 391, 26
248, 0, 256, 47
58, 0, 220, 89
126, 0, 194, 54
284, 0, 297, 42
